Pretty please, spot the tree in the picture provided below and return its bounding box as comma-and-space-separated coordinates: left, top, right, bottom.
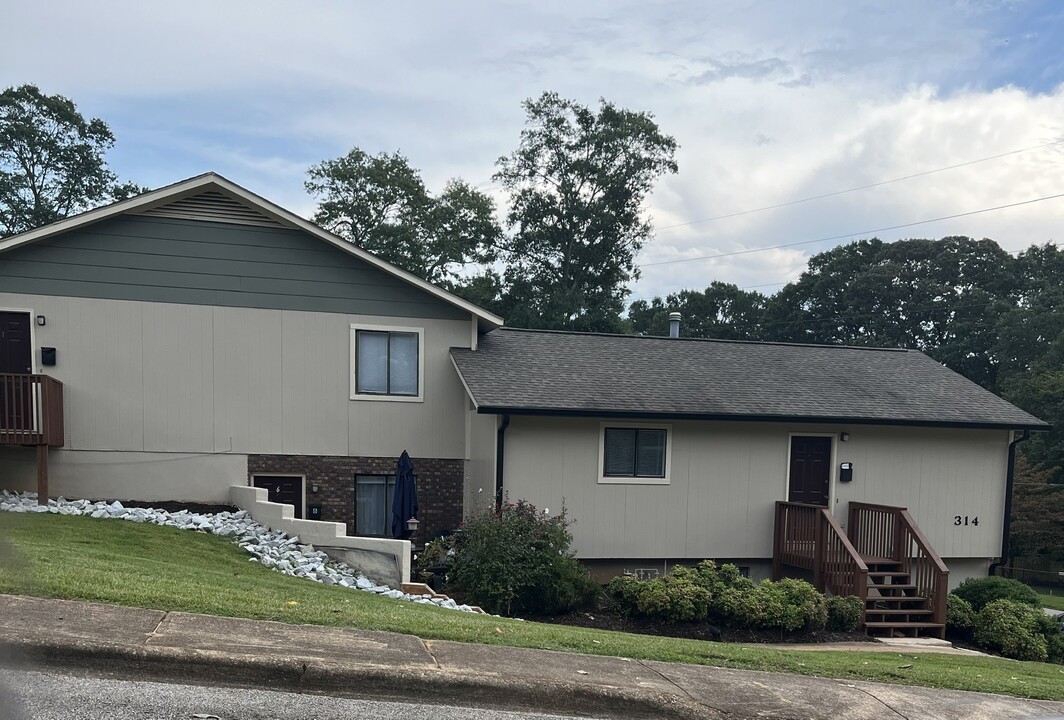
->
0, 84, 138, 237
761, 236, 1017, 391
306, 148, 500, 285
494, 92, 678, 332
628, 282, 766, 339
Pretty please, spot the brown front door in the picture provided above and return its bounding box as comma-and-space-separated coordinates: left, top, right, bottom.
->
788, 436, 832, 506
0, 311, 33, 431
253, 476, 303, 519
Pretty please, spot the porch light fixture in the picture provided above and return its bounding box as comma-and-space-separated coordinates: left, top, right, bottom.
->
406, 517, 420, 533
36, 315, 45, 326
840, 432, 850, 442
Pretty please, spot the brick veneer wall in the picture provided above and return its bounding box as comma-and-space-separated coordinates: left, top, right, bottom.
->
246, 454, 464, 543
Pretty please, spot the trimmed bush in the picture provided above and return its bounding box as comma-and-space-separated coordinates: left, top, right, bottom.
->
946, 594, 976, 636
826, 595, 864, 632
952, 576, 1041, 612
973, 599, 1048, 662
746, 579, 828, 632
633, 567, 712, 622
447, 500, 596, 616
606, 575, 642, 616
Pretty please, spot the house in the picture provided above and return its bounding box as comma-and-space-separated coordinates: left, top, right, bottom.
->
450, 326, 1047, 635
0, 172, 1047, 635
0, 173, 501, 545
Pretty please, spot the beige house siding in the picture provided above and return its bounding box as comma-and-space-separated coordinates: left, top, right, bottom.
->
492, 415, 1009, 561
1, 292, 472, 461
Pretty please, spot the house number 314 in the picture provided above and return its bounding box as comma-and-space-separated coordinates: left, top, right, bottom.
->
954, 515, 979, 526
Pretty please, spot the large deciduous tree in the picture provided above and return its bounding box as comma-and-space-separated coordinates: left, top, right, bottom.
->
306, 148, 500, 286
0, 84, 138, 238
628, 282, 766, 339
494, 92, 678, 332
761, 236, 1017, 391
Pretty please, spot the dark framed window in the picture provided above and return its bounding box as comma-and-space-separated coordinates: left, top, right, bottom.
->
355, 474, 396, 536
603, 427, 667, 478
355, 329, 419, 396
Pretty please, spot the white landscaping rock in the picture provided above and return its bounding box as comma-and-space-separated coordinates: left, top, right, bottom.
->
0, 491, 480, 615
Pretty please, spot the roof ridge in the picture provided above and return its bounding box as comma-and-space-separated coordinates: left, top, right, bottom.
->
495, 326, 911, 353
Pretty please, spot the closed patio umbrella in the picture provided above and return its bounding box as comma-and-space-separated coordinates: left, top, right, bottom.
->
391, 450, 418, 539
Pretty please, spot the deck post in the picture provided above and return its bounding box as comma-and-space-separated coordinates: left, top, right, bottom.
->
812, 510, 825, 589
771, 502, 783, 580
36, 443, 48, 505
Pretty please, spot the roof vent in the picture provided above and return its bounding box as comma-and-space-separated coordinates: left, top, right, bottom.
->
669, 312, 682, 338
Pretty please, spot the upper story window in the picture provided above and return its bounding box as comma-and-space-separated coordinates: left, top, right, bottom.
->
350, 325, 424, 401
599, 423, 671, 484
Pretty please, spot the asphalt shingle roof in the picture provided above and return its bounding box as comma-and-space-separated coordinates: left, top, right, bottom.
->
450, 328, 1047, 429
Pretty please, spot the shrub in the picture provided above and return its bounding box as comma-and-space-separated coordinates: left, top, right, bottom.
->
973, 599, 1048, 662
633, 566, 712, 623
744, 579, 828, 632
952, 576, 1041, 612
447, 500, 596, 616
1036, 614, 1064, 665
946, 594, 976, 636
826, 595, 864, 632
606, 575, 642, 616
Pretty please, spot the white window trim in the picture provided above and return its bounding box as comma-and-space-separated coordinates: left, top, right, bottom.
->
350, 323, 425, 402
597, 421, 672, 485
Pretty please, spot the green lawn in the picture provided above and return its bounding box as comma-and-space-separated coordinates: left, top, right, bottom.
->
1039, 591, 1064, 612
2, 512, 1063, 701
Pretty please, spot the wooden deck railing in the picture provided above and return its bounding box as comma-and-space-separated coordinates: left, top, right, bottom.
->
773, 501, 869, 602
848, 502, 949, 628
0, 373, 64, 447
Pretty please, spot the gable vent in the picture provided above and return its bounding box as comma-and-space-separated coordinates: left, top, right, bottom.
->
135, 191, 285, 228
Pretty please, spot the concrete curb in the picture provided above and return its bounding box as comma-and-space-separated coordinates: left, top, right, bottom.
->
0, 636, 708, 720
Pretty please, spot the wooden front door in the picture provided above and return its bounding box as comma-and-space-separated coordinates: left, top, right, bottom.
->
0, 312, 31, 374
0, 311, 33, 431
788, 436, 832, 506
253, 476, 303, 519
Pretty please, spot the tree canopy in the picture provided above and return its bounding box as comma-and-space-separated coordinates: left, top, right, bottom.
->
492, 92, 678, 332
306, 148, 500, 286
0, 84, 141, 238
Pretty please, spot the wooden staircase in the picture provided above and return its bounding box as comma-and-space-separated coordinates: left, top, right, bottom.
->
774, 501, 948, 638
862, 556, 944, 638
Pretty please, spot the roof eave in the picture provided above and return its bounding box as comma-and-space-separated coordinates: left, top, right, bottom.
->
473, 405, 1049, 431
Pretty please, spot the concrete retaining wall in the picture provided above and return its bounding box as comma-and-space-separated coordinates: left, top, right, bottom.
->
230, 485, 410, 586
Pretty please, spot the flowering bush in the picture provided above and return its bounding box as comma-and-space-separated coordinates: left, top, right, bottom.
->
447, 500, 596, 616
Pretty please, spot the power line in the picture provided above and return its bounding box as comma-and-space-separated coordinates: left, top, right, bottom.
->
655, 139, 1064, 231
641, 192, 1064, 268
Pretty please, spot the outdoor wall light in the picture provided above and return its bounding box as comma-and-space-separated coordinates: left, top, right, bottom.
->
840, 432, 850, 442
36, 315, 46, 326
406, 517, 420, 533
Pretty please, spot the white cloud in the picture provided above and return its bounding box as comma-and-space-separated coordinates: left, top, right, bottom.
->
2, 0, 1062, 305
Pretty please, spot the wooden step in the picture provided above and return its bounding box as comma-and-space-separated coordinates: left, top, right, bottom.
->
867, 596, 927, 606
864, 622, 945, 630
867, 584, 918, 593
864, 608, 934, 616
861, 556, 902, 566
868, 571, 910, 579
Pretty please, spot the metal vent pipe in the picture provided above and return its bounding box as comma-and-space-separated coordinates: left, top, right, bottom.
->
668, 312, 682, 338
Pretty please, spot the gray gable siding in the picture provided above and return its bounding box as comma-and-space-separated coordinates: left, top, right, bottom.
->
0, 215, 469, 320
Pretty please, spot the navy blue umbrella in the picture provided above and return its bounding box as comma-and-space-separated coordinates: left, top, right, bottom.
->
391, 450, 418, 539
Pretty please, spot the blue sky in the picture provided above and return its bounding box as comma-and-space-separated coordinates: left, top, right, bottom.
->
3, 0, 1062, 302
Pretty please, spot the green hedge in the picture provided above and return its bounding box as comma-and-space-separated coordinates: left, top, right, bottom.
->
607, 561, 833, 633
952, 576, 1041, 612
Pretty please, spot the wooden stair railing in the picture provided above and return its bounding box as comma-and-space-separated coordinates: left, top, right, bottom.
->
848, 502, 949, 638
772, 501, 869, 604
0, 373, 65, 505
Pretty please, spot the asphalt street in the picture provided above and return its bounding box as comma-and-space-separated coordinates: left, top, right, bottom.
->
1, 669, 584, 720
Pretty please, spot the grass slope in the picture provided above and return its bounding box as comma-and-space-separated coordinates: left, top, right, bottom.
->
1038, 592, 1064, 612
1, 512, 1062, 701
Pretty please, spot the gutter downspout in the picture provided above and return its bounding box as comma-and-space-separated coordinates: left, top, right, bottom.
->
990, 429, 1031, 577
495, 414, 510, 507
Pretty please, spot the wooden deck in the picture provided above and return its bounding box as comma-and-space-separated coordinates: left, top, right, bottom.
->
0, 373, 64, 504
